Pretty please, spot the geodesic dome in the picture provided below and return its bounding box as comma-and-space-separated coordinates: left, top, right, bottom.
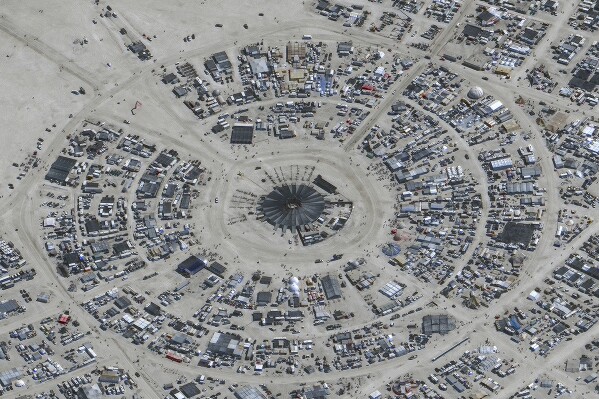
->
467, 86, 484, 100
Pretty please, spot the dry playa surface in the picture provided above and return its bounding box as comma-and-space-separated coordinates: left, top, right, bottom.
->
1, 0, 599, 398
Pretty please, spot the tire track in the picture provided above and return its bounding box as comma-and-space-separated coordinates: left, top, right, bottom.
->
0, 15, 100, 91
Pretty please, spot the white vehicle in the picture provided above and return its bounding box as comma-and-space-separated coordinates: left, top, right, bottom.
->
302, 34, 312, 40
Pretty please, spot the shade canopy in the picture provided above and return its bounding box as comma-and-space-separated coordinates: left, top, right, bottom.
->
259, 184, 325, 230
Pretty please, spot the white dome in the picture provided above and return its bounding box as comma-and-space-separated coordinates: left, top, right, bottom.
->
289, 283, 300, 293
289, 276, 299, 285
15, 380, 25, 387
467, 86, 484, 99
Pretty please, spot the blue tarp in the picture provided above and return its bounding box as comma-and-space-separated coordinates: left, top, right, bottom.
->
509, 316, 521, 331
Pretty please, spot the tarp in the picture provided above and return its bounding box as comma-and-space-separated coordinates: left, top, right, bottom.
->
509, 316, 521, 330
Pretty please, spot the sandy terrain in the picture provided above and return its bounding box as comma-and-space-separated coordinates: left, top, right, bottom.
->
1, 0, 599, 398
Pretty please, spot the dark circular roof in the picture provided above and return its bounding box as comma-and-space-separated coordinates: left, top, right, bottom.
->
260, 184, 325, 229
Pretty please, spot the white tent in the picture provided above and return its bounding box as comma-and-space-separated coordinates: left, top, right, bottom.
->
527, 290, 541, 302
369, 391, 382, 399
289, 283, 300, 294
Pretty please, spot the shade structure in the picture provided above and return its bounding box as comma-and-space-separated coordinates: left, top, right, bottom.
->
382, 242, 401, 257
259, 184, 325, 231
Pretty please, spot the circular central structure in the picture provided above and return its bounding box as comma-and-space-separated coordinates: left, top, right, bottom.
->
286, 197, 302, 209
260, 184, 325, 230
